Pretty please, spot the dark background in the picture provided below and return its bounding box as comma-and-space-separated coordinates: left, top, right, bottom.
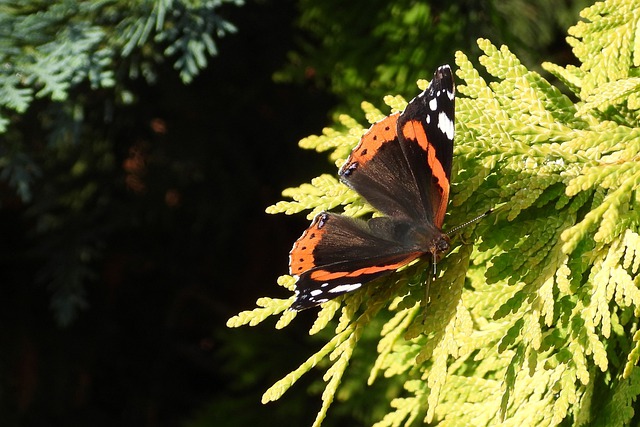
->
0, 1, 586, 426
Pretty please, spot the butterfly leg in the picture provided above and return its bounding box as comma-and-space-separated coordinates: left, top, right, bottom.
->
424, 272, 432, 305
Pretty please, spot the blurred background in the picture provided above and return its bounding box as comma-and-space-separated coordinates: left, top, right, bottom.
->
0, 1, 589, 425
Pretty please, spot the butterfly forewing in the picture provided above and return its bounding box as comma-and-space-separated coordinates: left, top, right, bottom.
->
397, 65, 455, 227
338, 114, 428, 221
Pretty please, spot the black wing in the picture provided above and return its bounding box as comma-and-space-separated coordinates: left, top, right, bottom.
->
397, 64, 455, 227
289, 213, 422, 310
339, 65, 455, 226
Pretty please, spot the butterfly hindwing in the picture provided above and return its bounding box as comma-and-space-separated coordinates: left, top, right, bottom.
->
290, 213, 422, 310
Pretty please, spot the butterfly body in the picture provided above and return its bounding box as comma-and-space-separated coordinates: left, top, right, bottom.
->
290, 65, 455, 311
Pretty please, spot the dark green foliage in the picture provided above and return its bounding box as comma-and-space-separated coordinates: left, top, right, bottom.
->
0, 0, 240, 324
0, 1, 349, 425
276, 0, 591, 115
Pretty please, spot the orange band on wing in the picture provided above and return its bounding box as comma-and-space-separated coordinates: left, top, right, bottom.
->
289, 214, 329, 275
309, 253, 420, 281
401, 120, 450, 226
341, 114, 400, 169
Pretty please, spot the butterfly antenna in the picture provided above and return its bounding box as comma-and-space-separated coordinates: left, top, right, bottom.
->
446, 208, 494, 237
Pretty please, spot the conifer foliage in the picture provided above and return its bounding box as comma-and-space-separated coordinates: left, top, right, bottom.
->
0, 1, 241, 325
229, 0, 640, 425
0, 0, 240, 199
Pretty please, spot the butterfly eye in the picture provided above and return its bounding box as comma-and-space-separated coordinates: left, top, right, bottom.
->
436, 237, 450, 253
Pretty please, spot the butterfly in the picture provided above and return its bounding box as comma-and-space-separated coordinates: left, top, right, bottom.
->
289, 65, 457, 311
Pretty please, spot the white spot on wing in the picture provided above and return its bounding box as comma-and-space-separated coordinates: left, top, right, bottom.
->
437, 111, 454, 140
328, 283, 362, 294
310, 289, 323, 297
447, 89, 455, 100
429, 97, 438, 111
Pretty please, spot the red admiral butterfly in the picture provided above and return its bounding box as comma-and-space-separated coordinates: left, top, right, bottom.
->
290, 65, 457, 311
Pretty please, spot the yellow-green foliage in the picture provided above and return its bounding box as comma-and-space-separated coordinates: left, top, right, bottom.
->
228, 1, 640, 425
